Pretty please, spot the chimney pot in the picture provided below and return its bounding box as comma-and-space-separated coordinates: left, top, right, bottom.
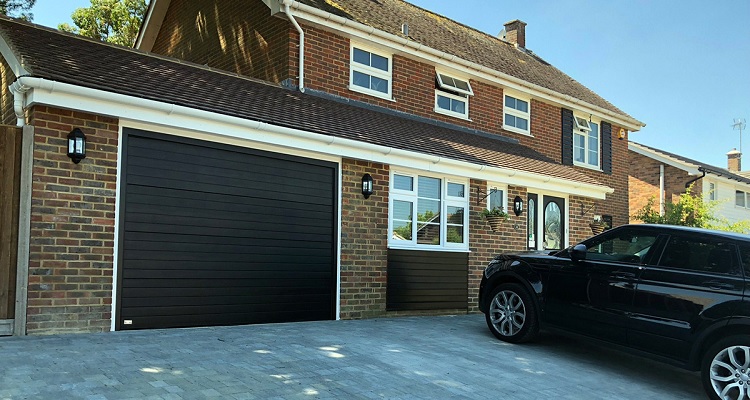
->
503, 19, 527, 48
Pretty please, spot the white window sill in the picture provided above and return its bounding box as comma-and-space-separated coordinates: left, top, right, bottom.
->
388, 243, 471, 253
503, 125, 533, 136
348, 85, 395, 102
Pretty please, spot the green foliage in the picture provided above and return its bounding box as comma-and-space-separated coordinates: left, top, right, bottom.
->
58, 0, 147, 47
1, 0, 36, 21
480, 206, 508, 220
632, 185, 750, 234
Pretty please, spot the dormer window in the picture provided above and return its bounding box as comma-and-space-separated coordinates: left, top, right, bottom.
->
574, 116, 592, 132
350, 45, 392, 99
435, 72, 472, 119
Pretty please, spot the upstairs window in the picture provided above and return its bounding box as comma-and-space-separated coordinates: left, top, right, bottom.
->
736, 190, 748, 207
709, 182, 717, 201
350, 46, 392, 99
573, 117, 600, 169
390, 171, 469, 250
503, 94, 530, 135
435, 73, 473, 119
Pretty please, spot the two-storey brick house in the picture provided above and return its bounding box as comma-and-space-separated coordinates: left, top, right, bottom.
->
0, 0, 643, 335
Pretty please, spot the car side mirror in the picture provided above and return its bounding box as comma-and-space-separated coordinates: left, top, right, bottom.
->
570, 244, 587, 262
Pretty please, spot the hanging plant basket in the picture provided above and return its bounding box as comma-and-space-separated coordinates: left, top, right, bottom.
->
589, 222, 607, 235
486, 215, 507, 233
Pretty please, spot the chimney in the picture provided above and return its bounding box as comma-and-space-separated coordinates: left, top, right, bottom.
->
727, 148, 742, 172
503, 19, 527, 48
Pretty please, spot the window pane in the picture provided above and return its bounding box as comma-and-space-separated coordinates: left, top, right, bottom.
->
737, 191, 746, 207
447, 226, 464, 244
451, 98, 466, 114
437, 95, 451, 111
659, 237, 737, 275
543, 202, 562, 250
371, 53, 388, 71
448, 183, 465, 198
417, 199, 440, 222
418, 176, 440, 199
588, 149, 599, 166
515, 99, 528, 113
505, 95, 515, 109
352, 71, 370, 89
371, 76, 388, 93
489, 189, 504, 211
516, 117, 528, 130
416, 222, 440, 245
455, 79, 470, 92
392, 220, 412, 241
393, 200, 413, 220
505, 113, 515, 127
353, 48, 370, 65
447, 206, 464, 224
586, 231, 657, 264
574, 134, 585, 162
394, 175, 413, 191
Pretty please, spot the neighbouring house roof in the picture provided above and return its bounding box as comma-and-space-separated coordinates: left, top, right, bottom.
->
290, 0, 640, 124
0, 17, 610, 190
629, 141, 750, 186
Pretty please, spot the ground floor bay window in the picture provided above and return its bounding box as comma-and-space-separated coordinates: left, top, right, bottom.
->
389, 170, 469, 250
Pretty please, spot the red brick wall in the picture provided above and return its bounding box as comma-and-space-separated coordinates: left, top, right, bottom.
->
25, 106, 118, 334
468, 181, 527, 312
339, 159, 389, 319
628, 150, 698, 222
150, 0, 292, 84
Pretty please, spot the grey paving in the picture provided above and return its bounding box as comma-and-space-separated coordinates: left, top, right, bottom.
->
0, 315, 702, 399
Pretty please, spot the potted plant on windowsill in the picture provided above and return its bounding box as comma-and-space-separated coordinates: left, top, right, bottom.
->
589, 215, 608, 235
481, 207, 509, 233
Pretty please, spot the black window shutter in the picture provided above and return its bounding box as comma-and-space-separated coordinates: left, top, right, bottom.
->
561, 108, 573, 165
601, 121, 612, 175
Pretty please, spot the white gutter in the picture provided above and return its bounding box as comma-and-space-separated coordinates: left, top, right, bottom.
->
16, 76, 613, 198
277, 0, 645, 132
283, 2, 305, 92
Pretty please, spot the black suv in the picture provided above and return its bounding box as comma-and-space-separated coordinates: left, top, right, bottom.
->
479, 224, 749, 400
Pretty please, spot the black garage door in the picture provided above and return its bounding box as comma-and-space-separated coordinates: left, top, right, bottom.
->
117, 129, 337, 330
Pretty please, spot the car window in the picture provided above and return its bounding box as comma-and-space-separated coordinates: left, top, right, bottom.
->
658, 236, 739, 276
585, 230, 657, 264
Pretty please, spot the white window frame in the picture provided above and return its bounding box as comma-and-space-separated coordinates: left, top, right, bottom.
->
708, 181, 717, 201
349, 44, 392, 100
572, 114, 601, 171
436, 73, 473, 96
485, 183, 508, 213
503, 91, 531, 135
388, 170, 470, 251
736, 189, 748, 208
435, 90, 470, 119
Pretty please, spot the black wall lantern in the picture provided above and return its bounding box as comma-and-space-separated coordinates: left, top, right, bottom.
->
361, 173, 373, 199
513, 195, 524, 216
67, 128, 86, 164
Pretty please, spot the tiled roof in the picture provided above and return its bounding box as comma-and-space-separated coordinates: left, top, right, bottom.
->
293, 0, 634, 120
0, 17, 605, 187
630, 141, 750, 186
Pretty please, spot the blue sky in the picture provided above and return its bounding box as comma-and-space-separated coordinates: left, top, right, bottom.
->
30, 0, 750, 169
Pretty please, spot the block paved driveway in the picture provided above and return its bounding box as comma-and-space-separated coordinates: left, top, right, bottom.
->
0, 314, 702, 399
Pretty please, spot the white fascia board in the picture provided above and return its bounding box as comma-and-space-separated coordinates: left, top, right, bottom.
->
21, 77, 612, 199
134, 0, 171, 51
279, 0, 644, 132
628, 142, 701, 175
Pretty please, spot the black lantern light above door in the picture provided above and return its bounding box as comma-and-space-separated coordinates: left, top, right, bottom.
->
67, 128, 86, 164
361, 173, 373, 199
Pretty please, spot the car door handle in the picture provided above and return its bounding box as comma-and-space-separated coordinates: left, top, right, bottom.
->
703, 280, 736, 290
612, 272, 637, 280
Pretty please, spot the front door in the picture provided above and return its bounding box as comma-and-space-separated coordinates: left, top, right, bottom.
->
542, 196, 565, 251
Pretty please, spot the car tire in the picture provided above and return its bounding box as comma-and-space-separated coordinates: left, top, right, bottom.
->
485, 283, 539, 343
702, 335, 750, 400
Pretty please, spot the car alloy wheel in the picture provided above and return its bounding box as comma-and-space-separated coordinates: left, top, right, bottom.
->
489, 289, 526, 337
709, 344, 750, 400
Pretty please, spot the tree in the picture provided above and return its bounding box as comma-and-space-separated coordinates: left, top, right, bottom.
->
58, 0, 147, 47
632, 185, 750, 233
1, 0, 36, 21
